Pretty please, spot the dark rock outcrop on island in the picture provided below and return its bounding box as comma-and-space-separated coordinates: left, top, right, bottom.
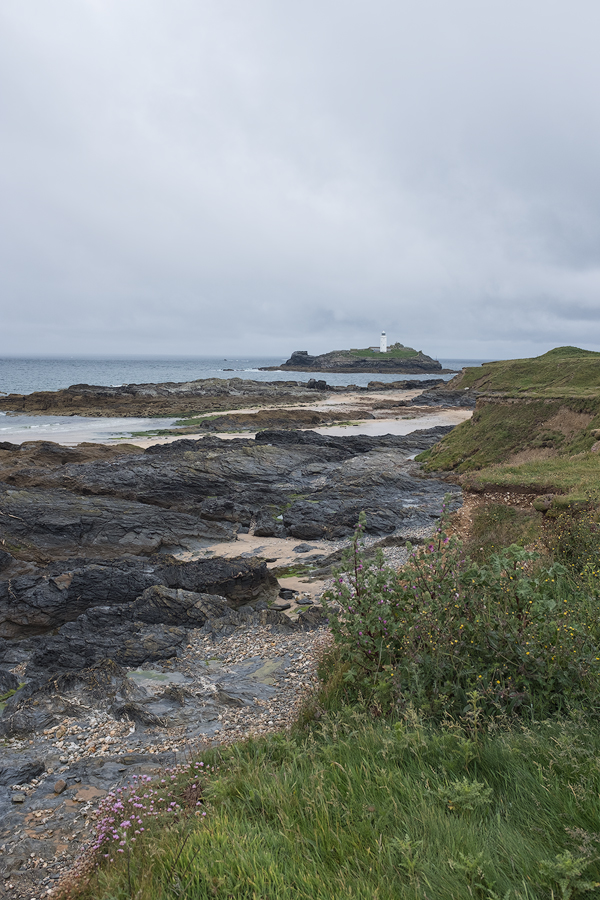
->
265, 348, 445, 374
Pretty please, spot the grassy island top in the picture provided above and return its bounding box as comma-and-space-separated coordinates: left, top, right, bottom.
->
450, 346, 600, 397
348, 344, 421, 359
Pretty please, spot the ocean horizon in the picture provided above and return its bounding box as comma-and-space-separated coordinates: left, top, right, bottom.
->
0, 355, 491, 397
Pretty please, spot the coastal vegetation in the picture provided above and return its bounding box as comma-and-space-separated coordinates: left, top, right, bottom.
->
59, 713, 600, 900
60, 498, 600, 899
419, 347, 600, 502
450, 346, 600, 398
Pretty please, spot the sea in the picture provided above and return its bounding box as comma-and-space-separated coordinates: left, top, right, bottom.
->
0, 356, 490, 444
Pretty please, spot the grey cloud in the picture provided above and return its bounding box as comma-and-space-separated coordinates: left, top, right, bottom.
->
1, 0, 600, 358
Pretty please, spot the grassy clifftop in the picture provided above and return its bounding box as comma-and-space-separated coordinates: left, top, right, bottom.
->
449, 346, 600, 397
420, 347, 600, 497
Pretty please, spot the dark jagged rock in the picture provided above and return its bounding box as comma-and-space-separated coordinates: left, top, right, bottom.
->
0, 484, 234, 557
0, 759, 45, 786
0, 377, 327, 418
130, 585, 237, 626
0, 556, 278, 639
366, 378, 445, 391
410, 388, 477, 408
0, 660, 146, 737
254, 426, 454, 454
24, 608, 188, 676
0, 550, 14, 572
1, 587, 299, 682
173, 406, 363, 432
111, 702, 165, 727
0, 668, 19, 694
254, 511, 286, 538
0, 427, 457, 572
296, 606, 328, 630
0, 426, 460, 654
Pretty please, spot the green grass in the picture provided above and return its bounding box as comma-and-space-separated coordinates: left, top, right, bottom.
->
453, 347, 600, 398
349, 347, 420, 359
463, 452, 600, 498
0, 683, 23, 713
420, 399, 566, 472
464, 503, 542, 562
417, 346, 600, 496
74, 711, 600, 900
419, 394, 600, 488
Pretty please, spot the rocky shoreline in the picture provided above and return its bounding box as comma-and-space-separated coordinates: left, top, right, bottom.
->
0, 378, 476, 897
0, 375, 450, 420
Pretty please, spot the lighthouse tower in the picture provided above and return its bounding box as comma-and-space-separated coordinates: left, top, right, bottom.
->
380, 331, 387, 354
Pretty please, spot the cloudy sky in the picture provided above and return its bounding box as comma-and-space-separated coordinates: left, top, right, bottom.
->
1, 1, 599, 359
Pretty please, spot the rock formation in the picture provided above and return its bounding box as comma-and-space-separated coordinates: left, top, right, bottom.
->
264, 348, 445, 374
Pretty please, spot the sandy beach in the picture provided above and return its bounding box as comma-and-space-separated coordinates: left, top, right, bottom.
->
0, 387, 472, 446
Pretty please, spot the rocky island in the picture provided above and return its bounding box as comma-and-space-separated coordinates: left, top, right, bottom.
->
262, 344, 449, 374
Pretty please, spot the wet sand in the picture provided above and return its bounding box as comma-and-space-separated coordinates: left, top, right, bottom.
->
0, 388, 471, 447
126, 408, 472, 449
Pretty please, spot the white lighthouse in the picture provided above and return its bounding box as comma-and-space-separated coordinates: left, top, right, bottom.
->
380, 331, 387, 354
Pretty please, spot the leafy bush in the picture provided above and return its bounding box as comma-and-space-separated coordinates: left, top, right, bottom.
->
322, 501, 600, 720
464, 502, 541, 562
544, 504, 600, 599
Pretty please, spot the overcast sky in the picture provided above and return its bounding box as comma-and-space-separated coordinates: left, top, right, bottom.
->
1, 1, 600, 360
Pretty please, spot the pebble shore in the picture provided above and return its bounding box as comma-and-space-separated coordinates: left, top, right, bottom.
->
1, 622, 333, 900
0, 530, 436, 900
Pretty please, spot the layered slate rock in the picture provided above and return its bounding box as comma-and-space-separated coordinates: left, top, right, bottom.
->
0, 556, 278, 639
1, 428, 458, 568
0, 426, 459, 648
0, 485, 234, 557
0, 589, 322, 737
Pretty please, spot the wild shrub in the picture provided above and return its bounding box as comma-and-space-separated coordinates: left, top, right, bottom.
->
322, 501, 600, 720
465, 502, 541, 562
544, 504, 600, 598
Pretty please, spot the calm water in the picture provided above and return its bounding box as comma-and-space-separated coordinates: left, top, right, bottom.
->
0, 356, 490, 396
